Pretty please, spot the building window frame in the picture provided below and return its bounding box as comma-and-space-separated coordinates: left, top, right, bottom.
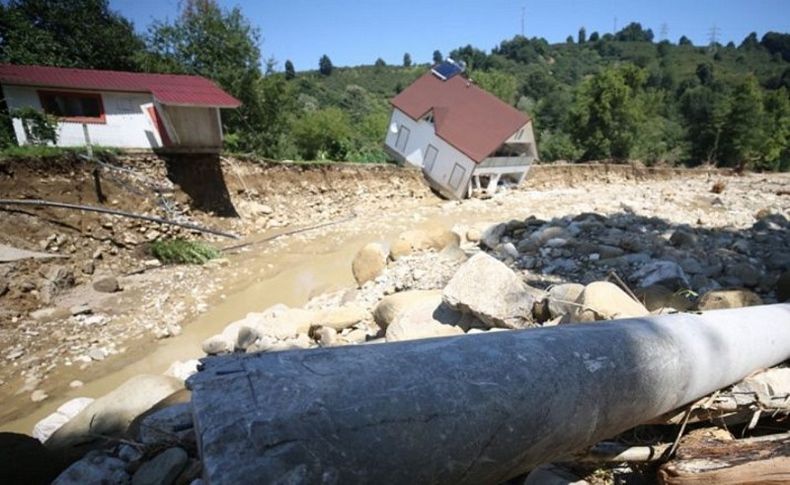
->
449, 162, 466, 190
37, 90, 106, 124
395, 124, 410, 152
424, 144, 438, 172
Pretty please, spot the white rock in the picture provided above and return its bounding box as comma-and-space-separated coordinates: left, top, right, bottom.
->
33, 397, 94, 442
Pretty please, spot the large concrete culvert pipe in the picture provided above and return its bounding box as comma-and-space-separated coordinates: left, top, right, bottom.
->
188, 304, 790, 484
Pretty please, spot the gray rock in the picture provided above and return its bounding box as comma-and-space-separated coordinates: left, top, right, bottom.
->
93, 275, 120, 293
726, 262, 761, 287
669, 230, 697, 249
53, 451, 129, 484
201, 334, 234, 355
69, 303, 92, 316
351, 242, 388, 286
501, 242, 519, 259
138, 403, 194, 446
443, 252, 543, 329
44, 265, 74, 290
131, 447, 188, 485
235, 326, 259, 352
385, 318, 464, 342
596, 244, 625, 259
632, 260, 690, 291
571, 281, 650, 323
481, 223, 506, 249
374, 290, 461, 330
546, 283, 585, 319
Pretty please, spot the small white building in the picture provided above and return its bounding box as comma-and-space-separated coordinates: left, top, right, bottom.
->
0, 64, 240, 152
384, 62, 537, 199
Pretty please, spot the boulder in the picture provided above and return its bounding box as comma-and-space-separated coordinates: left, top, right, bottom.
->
164, 360, 200, 382
632, 260, 690, 291
201, 334, 234, 355
373, 290, 462, 330
131, 447, 188, 485
46, 375, 183, 458
390, 228, 459, 259
252, 308, 317, 339
442, 252, 543, 329
572, 281, 650, 323
32, 397, 94, 443
546, 283, 585, 319
314, 305, 369, 331
53, 451, 128, 485
92, 275, 120, 293
138, 404, 194, 446
385, 318, 464, 342
669, 230, 698, 249
697, 289, 763, 311
481, 223, 506, 249
351, 242, 388, 286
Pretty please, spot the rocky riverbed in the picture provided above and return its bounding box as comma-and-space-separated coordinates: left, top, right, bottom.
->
1, 164, 789, 484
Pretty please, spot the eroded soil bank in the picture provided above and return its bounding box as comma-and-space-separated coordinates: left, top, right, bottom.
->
1, 156, 786, 433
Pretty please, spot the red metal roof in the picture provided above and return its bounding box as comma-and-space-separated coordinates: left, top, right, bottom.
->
391, 72, 530, 163
0, 64, 241, 108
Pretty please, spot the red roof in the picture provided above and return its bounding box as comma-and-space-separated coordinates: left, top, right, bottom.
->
0, 64, 241, 108
391, 72, 529, 163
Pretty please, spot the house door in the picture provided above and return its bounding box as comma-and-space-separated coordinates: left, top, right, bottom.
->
423, 144, 438, 174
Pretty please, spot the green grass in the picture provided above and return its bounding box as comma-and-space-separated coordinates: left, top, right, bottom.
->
0, 144, 121, 160
150, 239, 220, 265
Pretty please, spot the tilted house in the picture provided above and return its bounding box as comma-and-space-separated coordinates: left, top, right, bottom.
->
0, 64, 241, 152
384, 62, 537, 199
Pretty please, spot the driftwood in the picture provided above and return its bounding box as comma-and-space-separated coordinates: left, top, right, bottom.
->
658, 432, 790, 484
650, 367, 790, 426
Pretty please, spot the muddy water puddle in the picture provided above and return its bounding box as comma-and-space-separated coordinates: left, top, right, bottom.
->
1, 198, 537, 434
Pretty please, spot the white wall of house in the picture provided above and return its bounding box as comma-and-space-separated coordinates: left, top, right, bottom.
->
4, 85, 161, 148
385, 108, 476, 199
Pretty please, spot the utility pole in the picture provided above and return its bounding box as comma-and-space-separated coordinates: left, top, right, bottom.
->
660, 23, 668, 41
521, 5, 526, 37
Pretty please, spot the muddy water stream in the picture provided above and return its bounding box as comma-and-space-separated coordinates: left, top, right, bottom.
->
2, 198, 534, 435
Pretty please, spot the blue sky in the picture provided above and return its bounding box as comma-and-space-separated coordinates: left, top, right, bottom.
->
112, 0, 790, 70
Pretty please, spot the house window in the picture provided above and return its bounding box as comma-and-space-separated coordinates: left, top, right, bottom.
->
38, 91, 105, 123
448, 163, 466, 190
395, 125, 410, 152
424, 144, 438, 172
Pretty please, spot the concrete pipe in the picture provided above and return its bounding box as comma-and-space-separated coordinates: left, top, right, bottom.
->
188, 304, 790, 484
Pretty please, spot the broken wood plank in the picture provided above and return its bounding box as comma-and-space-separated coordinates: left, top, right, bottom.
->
658, 432, 790, 484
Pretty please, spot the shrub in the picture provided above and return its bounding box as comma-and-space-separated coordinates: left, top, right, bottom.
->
150, 239, 220, 265
11, 107, 58, 145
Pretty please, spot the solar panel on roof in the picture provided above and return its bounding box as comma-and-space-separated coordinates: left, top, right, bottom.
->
431, 60, 464, 81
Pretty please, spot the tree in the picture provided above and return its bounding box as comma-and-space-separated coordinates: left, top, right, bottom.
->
615, 22, 654, 42
473, 70, 518, 104
566, 35, 574, 44
720, 76, 765, 167
570, 64, 648, 160
696, 63, 714, 86
143, 0, 264, 152
449, 45, 489, 70
374, 57, 386, 67
680, 85, 730, 163
679, 36, 693, 46
760, 32, 790, 62
578, 27, 587, 44
319, 54, 333, 76
761, 88, 790, 170
403, 53, 412, 67
284, 60, 295, 80
589, 31, 600, 42
292, 107, 351, 160
0, 0, 143, 70
433, 50, 443, 64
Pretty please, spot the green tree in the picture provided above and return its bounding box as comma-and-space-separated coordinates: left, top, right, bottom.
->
319, 54, 333, 76
566, 35, 574, 44
761, 88, 790, 170
679, 85, 731, 163
284, 59, 295, 80
570, 64, 648, 160
720, 76, 765, 167
578, 27, 587, 44
615, 22, 654, 42
761, 32, 790, 62
0, 0, 143, 70
696, 63, 714, 86
589, 31, 600, 42
374, 57, 386, 67
473, 70, 518, 104
292, 107, 351, 160
403, 53, 412, 67
739, 32, 760, 50
143, 0, 263, 151
432, 50, 443, 64
449, 45, 489, 70
678, 35, 693, 46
